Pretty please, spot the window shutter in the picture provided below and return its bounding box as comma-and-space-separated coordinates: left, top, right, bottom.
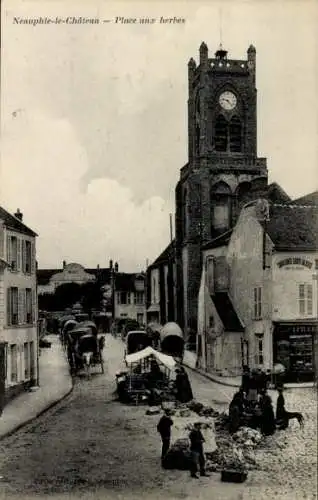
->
7, 288, 11, 326
32, 289, 37, 323
17, 239, 22, 271
0, 224, 4, 258
31, 241, 35, 274
6, 236, 11, 265
19, 289, 27, 324
18, 289, 23, 324
258, 287, 262, 317
21, 240, 26, 273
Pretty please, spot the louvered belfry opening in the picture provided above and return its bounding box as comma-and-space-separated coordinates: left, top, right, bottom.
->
214, 114, 243, 153
229, 116, 242, 152
215, 115, 228, 151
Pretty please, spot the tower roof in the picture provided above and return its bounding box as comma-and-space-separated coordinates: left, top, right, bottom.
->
215, 44, 228, 59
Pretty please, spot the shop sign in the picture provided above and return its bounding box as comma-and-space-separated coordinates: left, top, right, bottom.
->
290, 325, 317, 334
277, 324, 317, 335
277, 257, 313, 269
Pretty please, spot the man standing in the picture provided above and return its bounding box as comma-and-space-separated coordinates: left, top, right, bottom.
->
157, 409, 173, 465
276, 386, 289, 429
189, 422, 209, 478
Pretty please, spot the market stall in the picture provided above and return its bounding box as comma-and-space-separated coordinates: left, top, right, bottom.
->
116, 347, 177, 404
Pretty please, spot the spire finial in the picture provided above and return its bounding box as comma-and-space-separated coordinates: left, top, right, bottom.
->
219, 6, 223, 47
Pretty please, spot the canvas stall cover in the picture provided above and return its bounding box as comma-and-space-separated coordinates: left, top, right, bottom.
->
125, 347, 176, 371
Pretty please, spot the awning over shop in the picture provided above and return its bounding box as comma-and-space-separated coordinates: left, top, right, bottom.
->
147, 304, 160, 313
125, 346, 176, 370
0, 258, 9, 271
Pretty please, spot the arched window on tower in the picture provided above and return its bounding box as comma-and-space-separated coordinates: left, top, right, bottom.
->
195, 125, 200, 156
229, 116, 242, 152
195, 97, 200, 156
182, 188, 188, 239
214, 115, 228, 152
210, 182, 232, 234
214, 114, 243, 153
233, 182, 251, 224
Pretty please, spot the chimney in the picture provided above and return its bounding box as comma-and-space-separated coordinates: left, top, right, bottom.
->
14, 208, 23, 221
114, 262, 118, 273
63, 260, 66, 269
109, 259, 113, 270
97, 264, 100, 270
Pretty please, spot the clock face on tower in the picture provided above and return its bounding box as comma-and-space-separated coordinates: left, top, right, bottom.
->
219, 91, 237, 111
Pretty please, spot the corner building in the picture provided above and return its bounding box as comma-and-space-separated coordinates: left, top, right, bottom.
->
175, 43, 268, 333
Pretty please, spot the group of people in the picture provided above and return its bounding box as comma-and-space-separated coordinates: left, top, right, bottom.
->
157, 409, 208, 478
229, 365, 293, 435
229, 385, 276, 435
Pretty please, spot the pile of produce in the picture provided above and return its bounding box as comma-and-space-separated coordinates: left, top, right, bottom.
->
232, 427, 263, 448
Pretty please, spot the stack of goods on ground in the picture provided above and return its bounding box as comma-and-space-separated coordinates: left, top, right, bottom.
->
147, 399, 268, 482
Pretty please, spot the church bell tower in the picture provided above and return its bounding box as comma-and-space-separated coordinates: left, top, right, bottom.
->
175, 42, 268, 332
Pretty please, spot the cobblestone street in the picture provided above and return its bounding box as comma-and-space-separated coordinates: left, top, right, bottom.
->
0, 335, 316, 500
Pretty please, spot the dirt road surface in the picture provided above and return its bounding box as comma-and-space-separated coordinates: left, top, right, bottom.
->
0, 335, 316, 500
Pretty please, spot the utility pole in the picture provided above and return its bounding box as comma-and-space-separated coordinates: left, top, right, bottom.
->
145, 258, 149, 325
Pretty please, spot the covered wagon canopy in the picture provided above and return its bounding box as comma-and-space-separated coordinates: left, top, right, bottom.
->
126, 330, 152, 354
63, 319, 78, 331
125, 346, 176, 371
68, 325, 93, 341
160, 322, 185, 358
59, 315, 76, 327
76, 320, 98, 335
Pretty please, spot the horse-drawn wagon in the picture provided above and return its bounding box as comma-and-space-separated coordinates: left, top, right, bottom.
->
66, 321, 105, 377
160, 322, 185, 362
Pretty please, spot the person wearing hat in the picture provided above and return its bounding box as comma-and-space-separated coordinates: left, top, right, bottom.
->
157, 409, 174, 465
188, 422, 209, 478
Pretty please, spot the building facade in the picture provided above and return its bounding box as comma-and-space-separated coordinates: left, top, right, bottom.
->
114, 272, 146, 326
37, 261, 105, 295
146, 241, 176, 325
175, 42, 270, 335
148, 42, 317, 382
0, 207, 38, 407
199, 199, 318, 381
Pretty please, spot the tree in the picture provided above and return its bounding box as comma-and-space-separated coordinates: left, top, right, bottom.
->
53, 283, 82, 310
81, 282, 102, 313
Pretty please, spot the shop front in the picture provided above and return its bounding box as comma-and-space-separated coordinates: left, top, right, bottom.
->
273, 322, 318, 382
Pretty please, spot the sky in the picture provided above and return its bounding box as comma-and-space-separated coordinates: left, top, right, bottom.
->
1, 0, 317, 271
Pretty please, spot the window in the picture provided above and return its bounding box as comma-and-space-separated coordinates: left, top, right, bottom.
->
253, 287, 262, 319
211, 182, 231, 233
134, 291, 144, 305
26, 288, 32, 324
214, 114, 243, 153
213, 203, 230, 231
152, 277, 156, 303
229, 116, 242, 152
9, 236, 18, 271
7, 287, 18, 325
10, 344, 18, 382
18, 289, 26, 324
182, 188, 188, 239
24, 241, 32, 273
215, 115, 228, 151
299, 284, 313, 316
29, 341, 35, 379
24, 343, 30, 379
118, 292, 130, 305
255, 334, 264, 365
